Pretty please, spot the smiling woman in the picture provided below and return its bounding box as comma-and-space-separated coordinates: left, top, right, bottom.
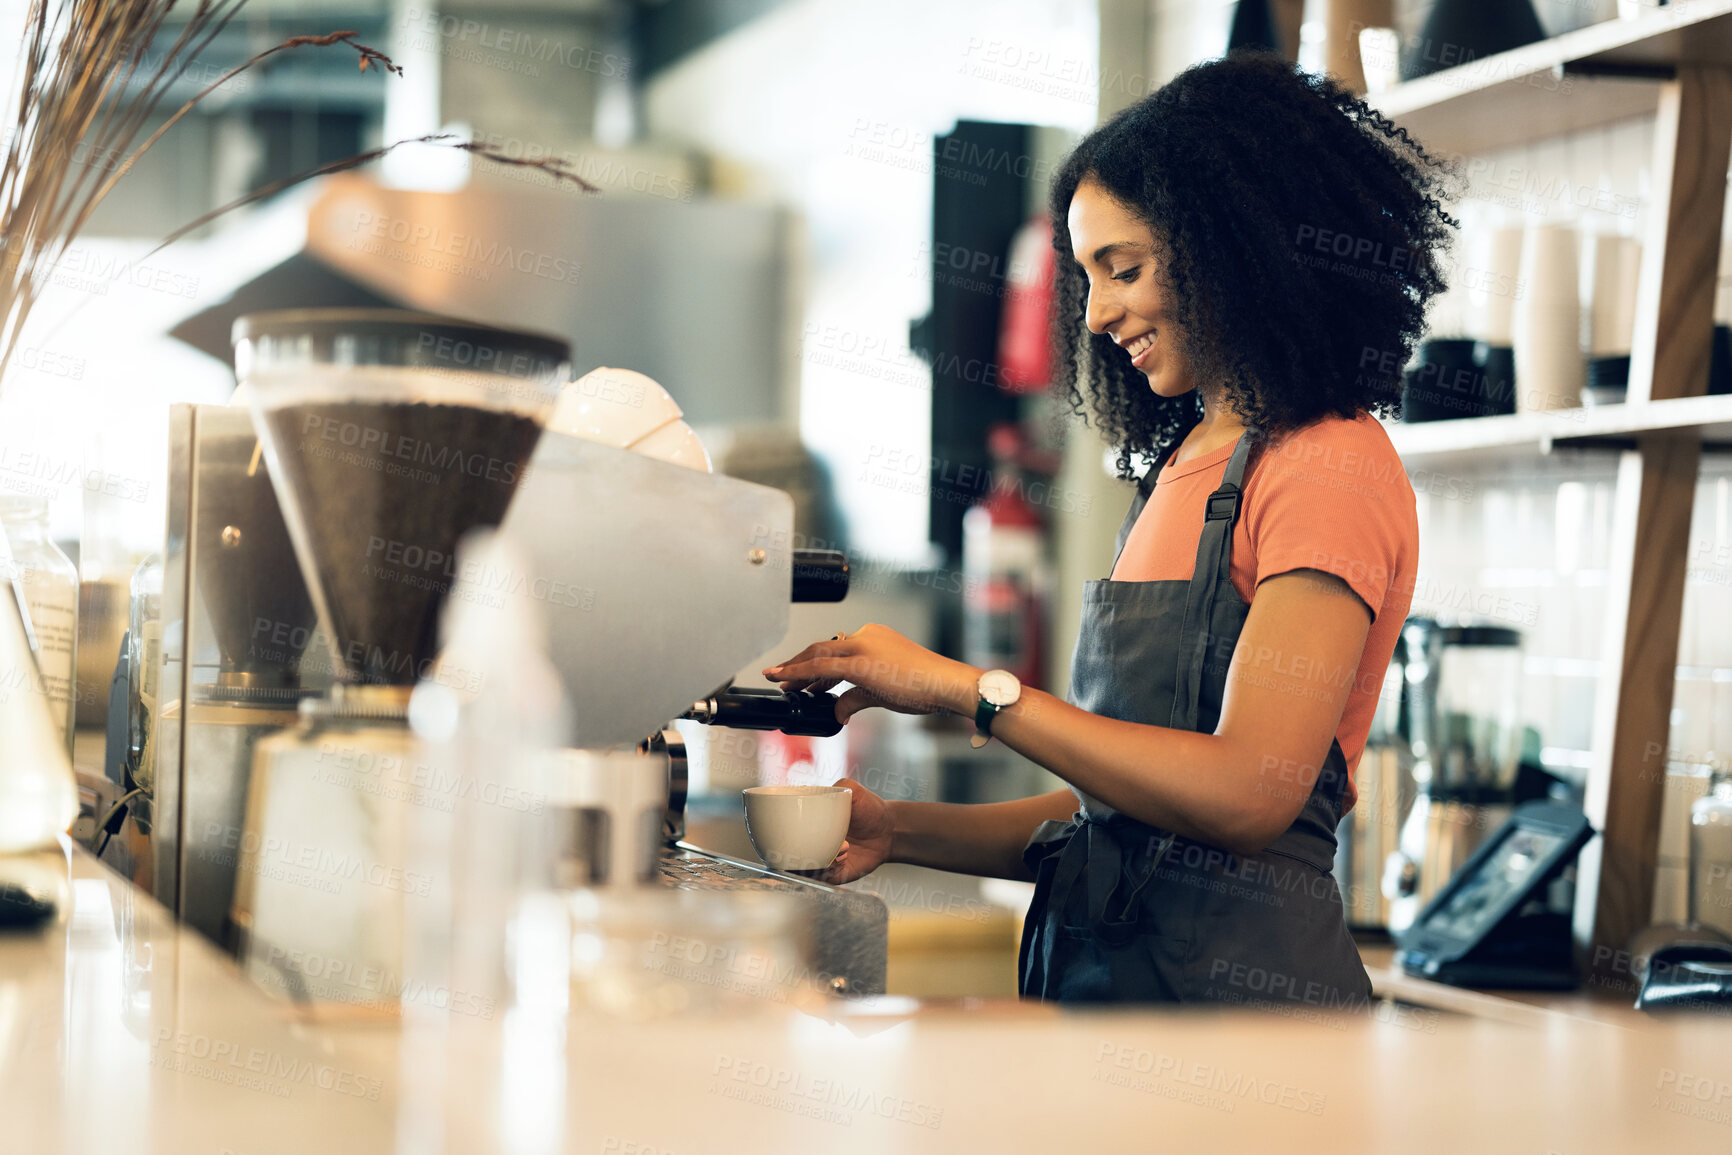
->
765, 50, 1455, 1007
1051, 49, 1457, 479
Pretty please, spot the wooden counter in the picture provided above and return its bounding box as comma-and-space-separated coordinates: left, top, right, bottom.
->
5, 843, 1730, 1154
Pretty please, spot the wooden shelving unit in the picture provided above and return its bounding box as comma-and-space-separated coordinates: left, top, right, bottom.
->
1370, 1, 1732, 155
1387, 394, 1732, 467
1372, 8, 1732, 963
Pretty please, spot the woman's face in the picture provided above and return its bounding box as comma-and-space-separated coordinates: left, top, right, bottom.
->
1066, 178, 1195, 399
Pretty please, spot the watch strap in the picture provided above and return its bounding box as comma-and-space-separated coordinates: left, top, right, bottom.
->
972, 697, 1002, 748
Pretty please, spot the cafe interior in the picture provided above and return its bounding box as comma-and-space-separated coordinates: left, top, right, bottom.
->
2, 0, 1731, 1151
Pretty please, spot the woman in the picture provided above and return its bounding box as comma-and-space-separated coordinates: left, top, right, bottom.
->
764, 52, 1454, 1005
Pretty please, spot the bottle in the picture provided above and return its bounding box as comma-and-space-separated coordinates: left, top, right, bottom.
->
127, 553, 162, 794
962, 423, 1050, 689
405, 532, 570, 1018
0, 496, 78, 754
1689, 767, 1732, 938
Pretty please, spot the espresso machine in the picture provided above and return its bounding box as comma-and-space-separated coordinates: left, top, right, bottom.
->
136, 309, 886, 1006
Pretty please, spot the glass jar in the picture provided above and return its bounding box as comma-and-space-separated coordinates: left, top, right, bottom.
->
1689, 769, 1732, 938
1403, 620, 1525, 795
565, 887, 810, 1021
0, 514, 76, 855
0, 495, 78, 753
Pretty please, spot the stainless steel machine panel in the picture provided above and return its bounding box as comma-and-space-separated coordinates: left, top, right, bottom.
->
151, 405, 329, 942
660, 844, 888, 997
491, 431, 795, 749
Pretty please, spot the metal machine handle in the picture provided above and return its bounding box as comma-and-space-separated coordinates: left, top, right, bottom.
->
790, 549, 849, 603
640, 729, 688, 845
684, 686, 843, 738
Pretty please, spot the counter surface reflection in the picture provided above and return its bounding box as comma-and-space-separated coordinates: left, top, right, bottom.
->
4, 844, 1730, 1154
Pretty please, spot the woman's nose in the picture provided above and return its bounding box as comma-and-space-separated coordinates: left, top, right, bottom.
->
1084, 282, 1120, 336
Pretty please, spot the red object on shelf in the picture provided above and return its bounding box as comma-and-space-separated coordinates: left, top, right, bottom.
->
963, 423, 1049, 689
996, 214, 1056, 394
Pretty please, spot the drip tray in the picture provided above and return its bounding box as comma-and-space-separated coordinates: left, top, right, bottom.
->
659, 842, 888, 996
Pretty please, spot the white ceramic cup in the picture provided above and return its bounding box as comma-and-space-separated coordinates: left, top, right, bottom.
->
547, 367, 683, 447
743, 785, 851, 872
628, 419, 713, 472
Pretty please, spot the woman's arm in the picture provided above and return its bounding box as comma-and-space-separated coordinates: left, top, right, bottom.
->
983, 569, 1371, 856
886, 790, 1079, 881
766, 567, 1372, 859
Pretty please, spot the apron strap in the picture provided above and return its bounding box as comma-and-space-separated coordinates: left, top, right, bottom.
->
1169, 432, 1255, 731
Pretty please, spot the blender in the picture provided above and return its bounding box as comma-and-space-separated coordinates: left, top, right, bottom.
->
1384, 619, 1527, 931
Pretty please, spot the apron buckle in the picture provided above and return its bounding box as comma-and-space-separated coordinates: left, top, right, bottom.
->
1204, 485, 1241, 521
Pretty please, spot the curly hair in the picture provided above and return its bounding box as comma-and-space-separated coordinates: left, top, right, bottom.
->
1051, 51, 1459, 479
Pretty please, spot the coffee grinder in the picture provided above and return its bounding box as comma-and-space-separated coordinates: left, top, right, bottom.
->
226, 310, 568, 1005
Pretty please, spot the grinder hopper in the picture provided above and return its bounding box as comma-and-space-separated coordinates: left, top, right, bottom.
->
233, 310, 569, 690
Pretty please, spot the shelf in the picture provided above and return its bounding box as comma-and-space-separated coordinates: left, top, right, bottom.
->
1386, 393, 1732, 467
1369, 2, 1732, 155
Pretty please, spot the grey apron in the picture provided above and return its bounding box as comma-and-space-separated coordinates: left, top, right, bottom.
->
1018, 432, 1371, 1009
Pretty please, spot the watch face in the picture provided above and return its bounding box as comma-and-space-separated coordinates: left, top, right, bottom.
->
979, 669, 1021, 707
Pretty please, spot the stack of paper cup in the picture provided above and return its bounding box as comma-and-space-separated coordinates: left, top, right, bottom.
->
1512, 224, 1584, 411
1585, 233, 1642, 356
1467, 226, 1525, 345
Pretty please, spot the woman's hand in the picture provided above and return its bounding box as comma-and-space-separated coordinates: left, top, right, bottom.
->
821, 777, 895, 884
761, 623, 979, 725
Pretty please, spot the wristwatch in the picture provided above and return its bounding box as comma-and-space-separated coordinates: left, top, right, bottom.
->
971, 669, 1022, 749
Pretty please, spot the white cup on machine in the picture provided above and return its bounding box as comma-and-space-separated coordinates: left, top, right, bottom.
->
743, 785, 851, 873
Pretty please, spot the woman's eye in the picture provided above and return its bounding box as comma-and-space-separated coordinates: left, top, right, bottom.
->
1111, 267, 1140, 283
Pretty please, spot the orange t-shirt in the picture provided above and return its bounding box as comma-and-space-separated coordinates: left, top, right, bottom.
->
1109, 412, 1418, 812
